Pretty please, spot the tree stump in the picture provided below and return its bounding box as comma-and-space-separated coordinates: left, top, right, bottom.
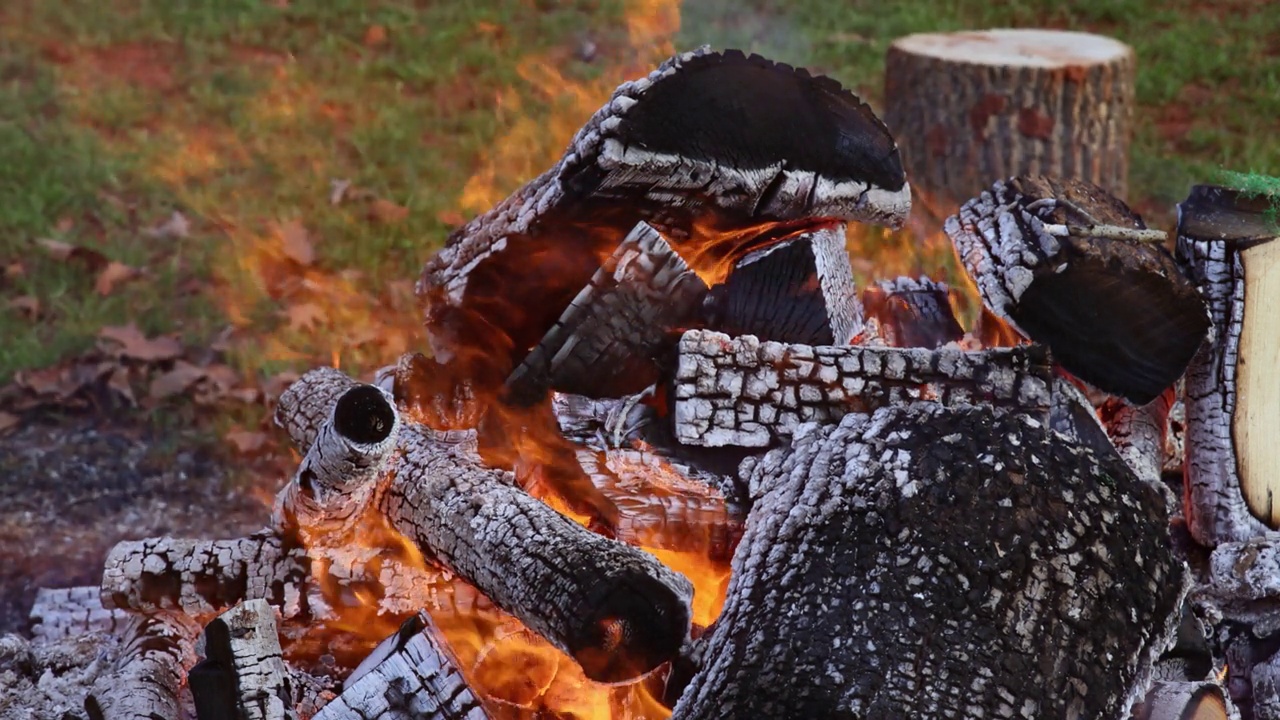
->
885, 29, 1135, 212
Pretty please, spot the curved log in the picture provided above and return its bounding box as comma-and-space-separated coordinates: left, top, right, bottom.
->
672, 403, 1186, 719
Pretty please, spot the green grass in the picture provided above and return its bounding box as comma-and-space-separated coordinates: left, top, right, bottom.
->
0, 0, 1277, 387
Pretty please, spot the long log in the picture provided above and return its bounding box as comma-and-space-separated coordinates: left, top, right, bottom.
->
83, 611, 201, 720
671, 403, 1186, 719
671, 329, 1052, 447
945, 175, 1209, 404
1177, 183, 1280, 544
860, 275, 964, 349
189, 599, 295, 720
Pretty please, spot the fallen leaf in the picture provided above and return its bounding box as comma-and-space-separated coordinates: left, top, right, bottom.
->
329, 178, 353, 205
0, 411, 19, 436
262, 371, 301, 401
106, 366, 138, 407
98, 324, 184, 362
369, 198, 409, 225
225, 387, 263, 404
279, 220, 315, 266
285, 302, 326, 332
37, 238, 110, 272
149, 361, 208, 400
95, 261, 143, 296
7, 296, 41, 320
436, 210, 467, 227
202, 364, 241, 392
144, 211, 191, 239
363, 25, 388, 47
225, 429, 269, 455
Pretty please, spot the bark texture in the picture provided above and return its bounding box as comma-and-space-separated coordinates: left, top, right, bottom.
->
1177, 184, 1280, 544
83, 610, 200, 720
189, 599, 295, 720
672, 403, 1186, 719
860, 275, 964, 349
884, 29, 1134, 209
1132, 682, 1237, 720
945, 175, 1208, 404
29, 586, 131, 642
672, 329, 1052, 447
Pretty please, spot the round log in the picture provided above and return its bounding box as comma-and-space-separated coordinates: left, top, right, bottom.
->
885, 29, 1135, 210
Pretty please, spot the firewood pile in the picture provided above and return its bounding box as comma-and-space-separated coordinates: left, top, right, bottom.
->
4, 47, 1280, 720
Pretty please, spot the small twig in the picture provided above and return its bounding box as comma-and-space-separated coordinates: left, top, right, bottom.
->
1041, 223, 1168, 244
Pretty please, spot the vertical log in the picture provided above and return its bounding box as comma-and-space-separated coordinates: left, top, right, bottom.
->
189, 599, 295, 720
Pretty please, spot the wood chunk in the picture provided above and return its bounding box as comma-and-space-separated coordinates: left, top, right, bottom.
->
505, 221, 708, 405
29, 586, 131, 642
860, 275, 964, 348
671, 403, 1186, 719
314, 611, 492, 720
1100, 390, 1174, 490
671, 329, 1052, 447
702, 224, 862, 346
1131, 681, 1235, 720
275, 366, 358, 452
885, 29, 1134, 209
83, 611, 200, 720
1177, 184, 1280, 544
945, 175, 1209, 404
1254, 649, 1280, 720
190, 599, 295, 720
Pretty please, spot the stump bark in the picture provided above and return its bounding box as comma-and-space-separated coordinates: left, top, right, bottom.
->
885, 29, 1135, 210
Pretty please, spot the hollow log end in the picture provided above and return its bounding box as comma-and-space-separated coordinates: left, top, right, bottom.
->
333, 384, 397, 445
1178, 183, 1280, 243
568, 566, 692, 683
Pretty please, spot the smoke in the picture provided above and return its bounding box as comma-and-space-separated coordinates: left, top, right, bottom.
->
674, 0, 817, 71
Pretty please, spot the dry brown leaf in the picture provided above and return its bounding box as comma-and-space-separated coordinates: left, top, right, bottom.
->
262, 371, 301, 401
202, 363, 240, 392
225, 429, 269, 455
4, 261, 25, 280
0, 411, 19, 436
225, 387, 263, 404
369, 198, 409, 225
436, 209, 467, 227
279, 220, 315, 266
7, 295, 41, 320
363, 25, 388, 47
95, 261, 143, 296
37, 238, 110, 272
106, 366, 137, 406
285, 302, 326, 332
98, 324, 184, 362
149, 361, 208, 400
144, 211, 191, 240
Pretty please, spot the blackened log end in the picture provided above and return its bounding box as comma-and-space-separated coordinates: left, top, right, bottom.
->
569, 567, 692, 683
334, 385, 396, 444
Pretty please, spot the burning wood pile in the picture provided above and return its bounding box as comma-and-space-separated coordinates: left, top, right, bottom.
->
6, 48, 1280, 720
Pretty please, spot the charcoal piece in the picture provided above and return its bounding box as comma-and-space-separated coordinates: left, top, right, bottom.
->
671, 403, 1186, 719
860, 275, 964, 348
944, 175, 1209, 404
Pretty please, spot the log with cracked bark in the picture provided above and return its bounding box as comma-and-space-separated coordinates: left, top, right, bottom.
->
189, 599, 295, 720
1177, 184, 1280, 545
29, 586, 132, 642
671, 329, 1052, 447
83, 610, 201, 720
860, 275, 964, 349
945, 175, 1209, 404
701, 224, 862, 346
1132, 682, 1236, 720
671, 403, 1187, 719
1100, 390, 1174, 491
314, 611, 493, 720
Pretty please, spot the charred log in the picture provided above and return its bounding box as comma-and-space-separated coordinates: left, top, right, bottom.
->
1101, 390, 1174, 490
671, 329, 1052, 447
945, 175, 1209, 404
701, 224, 862, 345
672, 403, 1186, 719
860, 275, 964, 349
1177, 184, 1280, 544
29, 586, 132, 642
189, 599, 295, 720
1132, 682, 1236, 720
83, 611, 200, 720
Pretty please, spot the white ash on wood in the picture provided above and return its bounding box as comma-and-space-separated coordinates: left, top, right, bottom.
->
1177, 184, 1280, 545
671, 403, 1187, 719
671, 329, 1052, 447
29, 586, 131, 642
189, 599, 294, 720
84, 610, 201, 720
884, 29, 1134, 208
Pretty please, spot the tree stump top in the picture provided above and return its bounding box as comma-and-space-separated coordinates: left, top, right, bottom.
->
891, 29, 1132, 69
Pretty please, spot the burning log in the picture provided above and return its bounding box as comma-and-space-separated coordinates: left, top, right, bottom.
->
313, 611, 492, 720
884, 29, 1135, 209
671, 329, 1052, 447
1132, 682, 1236, 720
189, 599, 294, 720
1100, 390, 1175, 490
505, 221, 708, 405
1176, 184, 1280, 544
945, 175, 1209, 404
672, 403, 1186, 719
860, 275, 964, 348
83, 611, 200, 720
701, 224, 862, 346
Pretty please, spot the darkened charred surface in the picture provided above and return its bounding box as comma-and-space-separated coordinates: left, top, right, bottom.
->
702, 225, 861, 346
945, 175, 1209, 404
860, 275, 964, 349
672, 403, 1186, 719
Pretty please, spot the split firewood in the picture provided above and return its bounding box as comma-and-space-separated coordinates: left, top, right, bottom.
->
1177, 184, 1280, 544
416, 48, 910, 396
505, 221, 708, 405
29, 586, 132, 642
83, 611, 201, 720
188, 599, 295, 720
671, 329, 1052, 447
701, 224, 862, 346
313, 611, 493, 720
1131, 681, 1237, 720
860, 275, 964, 348
884, 29, 1134, 209
945, 175, 1209, 404
672, 403, 1186, 719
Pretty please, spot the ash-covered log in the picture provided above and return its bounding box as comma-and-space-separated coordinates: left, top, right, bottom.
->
83, 611, 200, 720
945, 175, 1209, 404
672, 329, 1052, 447
860, 275, 964, 348
505, 221, 708, 405
29, 586, 132, 642
1177, 183, 1280, 544
189, 599, 294, 720
701, 224, 862, 346
1132, 682, 1236, 720
314, 611, 492, 720
672, 403, 1186, 719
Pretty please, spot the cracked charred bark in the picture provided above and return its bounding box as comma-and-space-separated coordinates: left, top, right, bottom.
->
672, 403, 1186, 719
83, 610, 200, 720
189, 599, 295, 720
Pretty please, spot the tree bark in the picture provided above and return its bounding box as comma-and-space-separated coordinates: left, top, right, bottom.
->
1131, 682, 1236, 720
1177, 184, 1280, 544
884, 29, 1134, 212
83, 611, 200, 720
671, 403, 1186, 719
860, 275, 963, 349
671, 329, 1052, 447
945, 175, 1208, 404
